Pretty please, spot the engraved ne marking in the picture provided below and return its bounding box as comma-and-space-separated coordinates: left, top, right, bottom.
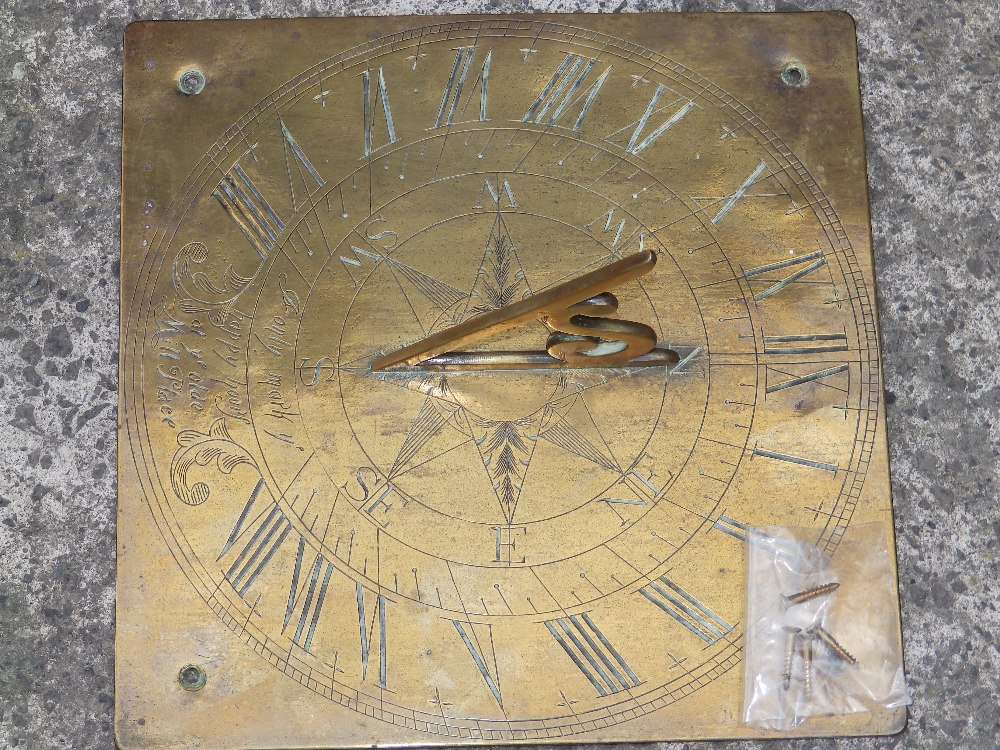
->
434, 47, 491, 128
213, 162, 285, 259
763, 333, 849, 355
452, 620, 503, 707
362, 67, 397, 156
522, 53, 611, 131
752, 448, 838, 473
284, 538, 334, 652
356, 583, 388, 688
743, 251, 827, 301
766, 364, 848, 393
544, 613, 639, 696
639, 576, 733, 644
712, 161, 767, 224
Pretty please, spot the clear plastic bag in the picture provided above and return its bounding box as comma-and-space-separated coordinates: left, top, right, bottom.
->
743, 523, 910, 729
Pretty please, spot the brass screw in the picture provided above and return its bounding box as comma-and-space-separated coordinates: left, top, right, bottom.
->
810, 625, 858, 664
781, 626, 801, 690
178, 663, 207, 691
800, 632, 815, 696
782, 581, 839, 609
178, 68, 206, 96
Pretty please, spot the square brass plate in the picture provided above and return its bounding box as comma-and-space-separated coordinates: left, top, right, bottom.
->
118, 12, 905, 747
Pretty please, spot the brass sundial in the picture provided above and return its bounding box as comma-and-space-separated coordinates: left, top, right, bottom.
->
117, 13, 905, 747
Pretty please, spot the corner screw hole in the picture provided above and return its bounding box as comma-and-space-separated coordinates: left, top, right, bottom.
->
178, 68, 206, 96
780, 62, 809, 88
178, 664, 207, 691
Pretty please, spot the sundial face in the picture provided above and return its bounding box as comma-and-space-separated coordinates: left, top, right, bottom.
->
117, 14, 904, 747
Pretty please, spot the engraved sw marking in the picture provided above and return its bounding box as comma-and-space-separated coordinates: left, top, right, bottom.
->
213, 160, 285, 259
766, 364, 849, 393
711, 161, 767, 224
605, 84, 695, 156
743, 250, 827, 301
521, 53, 611, 131
283, 537, 334, 652
544, 613, 640, 696
279, 121, 325, 211
356, 583, 388, 688
362, 67, 397, 157
639, 576, 733, 644
452, 620, 503, 707
434, 46, 491, 128
218, 479, 292, 596
763, 332, 849, 355
752, 448, 838, 473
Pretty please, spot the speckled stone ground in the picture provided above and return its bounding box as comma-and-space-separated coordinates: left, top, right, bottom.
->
1, 1, 997, 748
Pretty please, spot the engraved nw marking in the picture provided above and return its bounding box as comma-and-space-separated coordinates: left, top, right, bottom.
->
743, 251, 827, 301
213, 162, 285, 259
219, 480, 292, 597
522, 53, 610, 131
452, 620, 503, 707
752, 448, 838, 473
435, 46, 491, 128
357, 583, 388, 688
711, 161, 767, 224
766, 364, 848, 394
763, 332, 849, 355
283, 537, 334, 652
639, 576, 733, 644
545, 613, 639, 696
386, 258, 467, 315
603, 83, 694, 155
362, 67, 397, 157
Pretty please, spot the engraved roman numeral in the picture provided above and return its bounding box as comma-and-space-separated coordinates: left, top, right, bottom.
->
763, 332, 849, 355
434, 46, 491, 128
639, 576, 733, 644
213, 162, 286, 259
711, 161, 767, 224
356, 583, 388, 688
362, 67, 397, 156
279, 121, 325, 211
605, 83, 694, 155
544, 613, 639, 696
752, 448, 839, 473
521, 54, 611, 131
452, 620, 503, 707
743, 251, 828, 301
218, 478, 292, 596
712, 513, 752, 541
766, 364, 848, 393
283, 537, 334, 652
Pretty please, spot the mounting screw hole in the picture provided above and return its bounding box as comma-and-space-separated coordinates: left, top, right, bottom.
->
178, 664, 207, 691
780, 62, 809, 88
178, 68, 206, 96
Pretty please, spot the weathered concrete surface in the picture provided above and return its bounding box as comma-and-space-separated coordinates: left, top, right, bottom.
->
0, 0, 997, 748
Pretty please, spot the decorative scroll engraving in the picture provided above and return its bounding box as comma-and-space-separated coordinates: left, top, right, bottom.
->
170, 417, 260, 506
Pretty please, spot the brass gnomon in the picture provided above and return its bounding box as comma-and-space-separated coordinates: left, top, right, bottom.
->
372, 250, 678, 372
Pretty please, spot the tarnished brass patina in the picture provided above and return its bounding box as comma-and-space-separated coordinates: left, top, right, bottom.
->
118, 13, 904, 747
